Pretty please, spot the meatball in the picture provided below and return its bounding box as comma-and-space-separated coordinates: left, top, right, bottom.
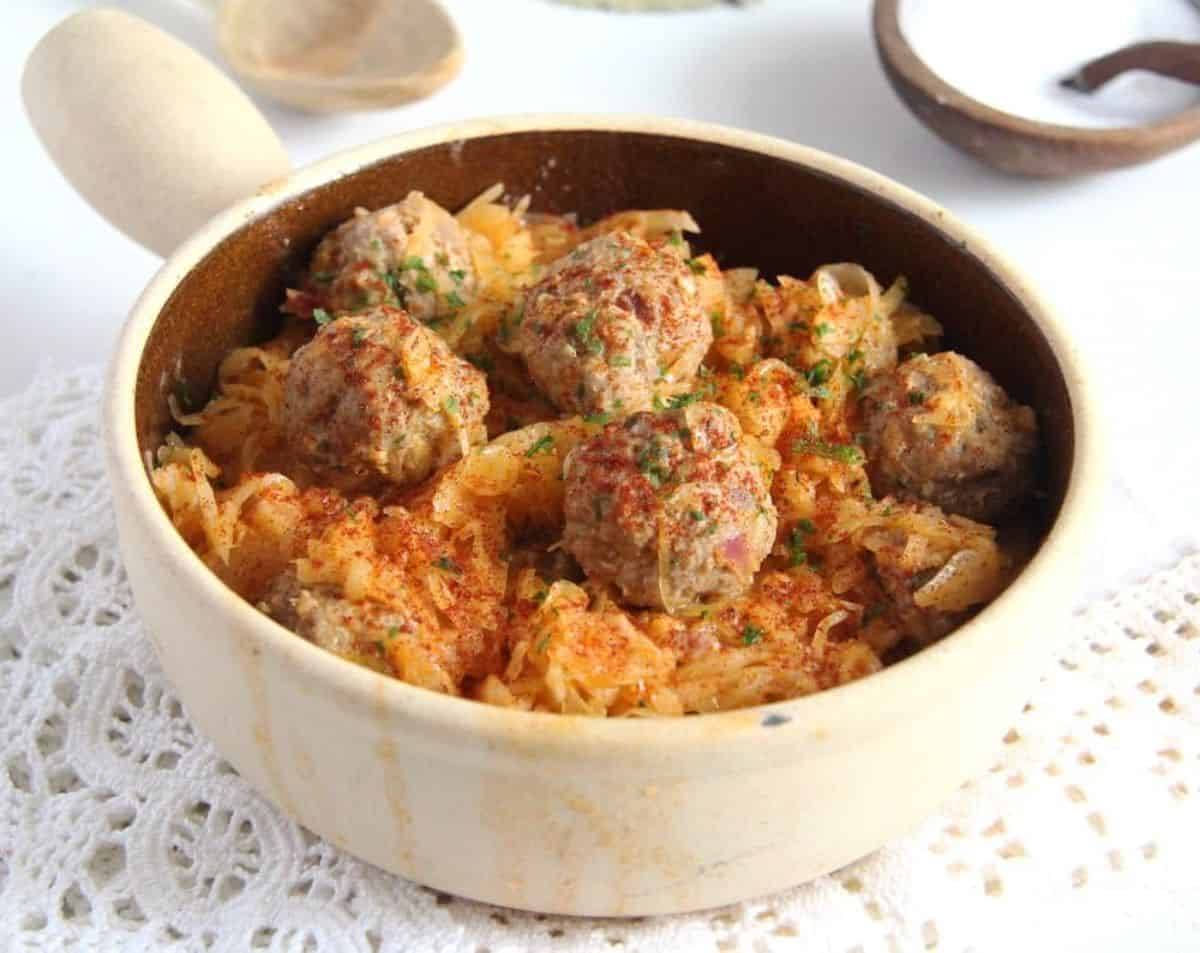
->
260, 573, 494, 692
505, 231, 711, 416
284, 305, 488, 488
861, 352, 1038, 522
309, 191, 476, 324
562, 403, 776, 612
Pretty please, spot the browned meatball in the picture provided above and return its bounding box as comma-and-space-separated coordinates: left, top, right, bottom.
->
260, 572, 495, 693
504, 232, 711, 416
309, 192, 476, 324
284, 305, 488, 488
562, 403, 776, 612
861, 352, 1038, 521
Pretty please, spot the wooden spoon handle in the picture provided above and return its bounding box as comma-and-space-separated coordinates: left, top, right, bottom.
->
22, 8, 289, 258
1061, 41, 1200, 93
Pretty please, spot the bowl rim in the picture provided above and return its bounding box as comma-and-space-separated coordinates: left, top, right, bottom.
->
105, 113, 1102, 755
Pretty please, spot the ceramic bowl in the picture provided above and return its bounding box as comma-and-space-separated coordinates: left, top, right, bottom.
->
104, 115, 1099, 916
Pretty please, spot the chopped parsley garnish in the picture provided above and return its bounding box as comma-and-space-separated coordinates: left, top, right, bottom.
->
847, 349, 864, 364
536, 634, 551, 653
805, 359, 834, 388
689, 509, 706, 522
710, 311, 725, 339
611, 355, 632, 368
525, 434, 555, 457
666, 391, 702, 410
351, 327, 368, 346
533, 590, 548, 606
449, 268, 466, 283
667, 230, 684, 247
467, 352, 495, 373
371, 239, 383, 252
742, 624, 765, 646
387, 627, 400, 638
583, 412, 610, 425
636, 439, 671, 487
846, 368, 868, 393
787, 519, 816, 567
312, 271, 335, 284
414, 274, 437, 294
435, 252, 450, 267
729, 363, 746, 380
443, 397, 459, 415
572, 309, 604, 356
792, 433, 865, 466
445, 291, 466, 310
431, 556, 461, 574
685, 257, 707, 275
814, 322, 832, 338
401, 256, 426, 271
908, 390, 927, 406
312, 308, 334, 326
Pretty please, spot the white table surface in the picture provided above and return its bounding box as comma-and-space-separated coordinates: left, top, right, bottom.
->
3, 2, 1198, 948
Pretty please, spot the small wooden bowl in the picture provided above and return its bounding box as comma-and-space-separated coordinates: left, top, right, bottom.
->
873, 0, 1200, 177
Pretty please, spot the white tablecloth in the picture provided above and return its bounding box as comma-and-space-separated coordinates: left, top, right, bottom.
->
1, 365, 1197, 952
3, 0, 1198, 948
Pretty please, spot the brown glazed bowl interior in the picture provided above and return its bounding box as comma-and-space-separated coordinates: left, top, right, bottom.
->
136, 127, 1073, 521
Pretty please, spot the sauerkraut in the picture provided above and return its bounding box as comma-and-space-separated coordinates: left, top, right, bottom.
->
151, 185, 1040, 716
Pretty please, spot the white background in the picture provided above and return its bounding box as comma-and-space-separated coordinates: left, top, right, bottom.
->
2, 1, 1198, 948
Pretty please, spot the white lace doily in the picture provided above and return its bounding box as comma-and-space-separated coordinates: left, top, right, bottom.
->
1, 366, 1197, 952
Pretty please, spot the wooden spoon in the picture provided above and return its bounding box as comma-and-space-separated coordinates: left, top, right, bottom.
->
872, 0, 1200, 177
215, 0, 463, 114
23, 7, 289, 257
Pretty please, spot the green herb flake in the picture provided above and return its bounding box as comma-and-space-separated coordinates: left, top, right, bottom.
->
847, 349, 864, 364
525, 434, 555, 458
583, 412, 611, 425
445, 291, 467, 310
443, 397, 459, 415
432, 556, 462, 574
787, 520, 815, 567
792, 437, 865, 466
401, 256, 427, 271
571, 309, 603, 357
667, 230, 684, 248
710, 311, 725, 339
611, 355, 633, 368
685, 257, 707, 275
908, 390, 927, 406
742, 624, 765, 646
533, 590, 548, 606
805, 359, 833, 388
467, 353, 495, 373
351, 327, 368, 347
312, 271, 335, 284
667, 391, 702, 410
636, 439, 671, 487
536, 635, 551, 653
415, 274, 437, 294
846, 368, 868, 393
814, 322, 832, 338
449, 268, 467, 283
312, 308, 334, 326
435, 252, 450, 267
689, 509, 706, 522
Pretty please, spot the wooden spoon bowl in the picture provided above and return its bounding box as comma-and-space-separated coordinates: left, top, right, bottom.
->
216, 0, 463, 114
872, 0, 1200, 177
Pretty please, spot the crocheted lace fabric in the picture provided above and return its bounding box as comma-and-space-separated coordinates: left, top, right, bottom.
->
1, 367, 1196, 952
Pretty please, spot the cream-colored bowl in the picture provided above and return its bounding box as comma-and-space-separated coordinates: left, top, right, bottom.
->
101, 114, 1098, 917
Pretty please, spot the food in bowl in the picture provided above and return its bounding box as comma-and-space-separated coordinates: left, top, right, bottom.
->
151, 185, 1040, 716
